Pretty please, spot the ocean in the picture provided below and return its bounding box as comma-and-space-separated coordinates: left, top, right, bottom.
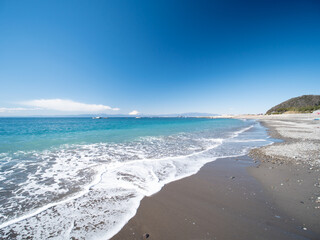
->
0, 117, 272, 239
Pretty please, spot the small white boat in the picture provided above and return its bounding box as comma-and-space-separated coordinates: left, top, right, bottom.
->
92, 117, 102, 119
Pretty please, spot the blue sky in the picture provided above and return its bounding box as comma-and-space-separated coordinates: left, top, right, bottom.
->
0, 0, 319, 116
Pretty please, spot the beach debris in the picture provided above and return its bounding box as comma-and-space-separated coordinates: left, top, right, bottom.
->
230, 176, 235, 179
303, 227, 307, 231
143, 233, 150, 239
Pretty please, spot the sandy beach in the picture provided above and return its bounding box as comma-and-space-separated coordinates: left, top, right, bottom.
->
249, 113, 320, 236
112, 114, 320, 240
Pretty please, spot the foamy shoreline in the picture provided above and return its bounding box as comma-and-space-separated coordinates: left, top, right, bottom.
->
1, 119, 267, 239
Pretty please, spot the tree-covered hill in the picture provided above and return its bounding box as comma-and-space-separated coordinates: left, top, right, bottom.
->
266, 95, 320, 114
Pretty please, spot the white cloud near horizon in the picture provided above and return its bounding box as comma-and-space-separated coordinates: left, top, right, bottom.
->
21, 99, 120, 112
128, 110, 139, 115
0, 107, 37, 113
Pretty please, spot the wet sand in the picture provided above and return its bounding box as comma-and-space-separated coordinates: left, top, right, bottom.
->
112, 114, 320, 240
112, 156, 318, 240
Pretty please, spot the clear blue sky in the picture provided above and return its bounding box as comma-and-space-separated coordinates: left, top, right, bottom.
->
0, 0, 319, 116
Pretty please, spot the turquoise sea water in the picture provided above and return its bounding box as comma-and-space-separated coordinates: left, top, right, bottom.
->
0, 117, 271, 239
0, 117, 250, 152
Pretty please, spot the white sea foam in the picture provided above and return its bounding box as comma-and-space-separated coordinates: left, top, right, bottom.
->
0, 122, 272, 239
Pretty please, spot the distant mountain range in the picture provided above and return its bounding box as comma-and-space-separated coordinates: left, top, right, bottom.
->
155, 112, 219, 117
1, 112, 220, 118
74, 112, 219, 118
266, 95, 320, 114
19, 112, 219, 118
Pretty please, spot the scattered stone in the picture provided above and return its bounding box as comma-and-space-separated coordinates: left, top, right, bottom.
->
143, 233, 150, 239
230, 176, 235, 179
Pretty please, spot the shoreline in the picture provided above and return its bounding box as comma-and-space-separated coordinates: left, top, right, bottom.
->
112, 155, 317, 240
112, 114, 320, 239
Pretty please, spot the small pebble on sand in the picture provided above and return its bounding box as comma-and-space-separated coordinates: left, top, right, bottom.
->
143, 233, 150, 239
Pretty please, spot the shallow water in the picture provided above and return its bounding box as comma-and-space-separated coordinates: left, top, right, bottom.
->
0, 117, 271, 239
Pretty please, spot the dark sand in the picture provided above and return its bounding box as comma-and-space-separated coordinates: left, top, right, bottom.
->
249, 161, 320, 236
112, 155, 319, 240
